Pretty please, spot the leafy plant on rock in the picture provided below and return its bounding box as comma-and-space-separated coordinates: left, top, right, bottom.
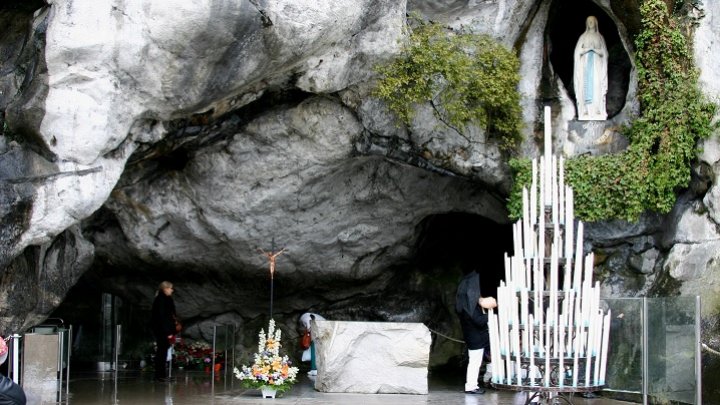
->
373, 16, 523, 151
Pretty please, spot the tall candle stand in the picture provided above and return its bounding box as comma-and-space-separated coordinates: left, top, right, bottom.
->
488, 107, 610, 405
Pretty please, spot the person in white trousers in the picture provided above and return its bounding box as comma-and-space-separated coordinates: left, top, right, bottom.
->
455, 271, 497, 394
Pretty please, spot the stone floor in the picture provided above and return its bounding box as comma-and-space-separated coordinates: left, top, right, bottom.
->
47, 370, 638, 405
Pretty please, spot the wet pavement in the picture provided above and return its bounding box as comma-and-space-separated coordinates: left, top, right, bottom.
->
51, 370, 638, 405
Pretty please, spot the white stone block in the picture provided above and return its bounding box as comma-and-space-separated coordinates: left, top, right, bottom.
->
313, 321, 430, 394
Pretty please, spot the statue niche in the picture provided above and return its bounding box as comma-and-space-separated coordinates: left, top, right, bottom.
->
573, 16, 608, 121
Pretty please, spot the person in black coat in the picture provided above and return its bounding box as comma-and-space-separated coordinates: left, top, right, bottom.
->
455, 270, 497, 395
151, 281, 177, 382
0, 338, 26, 405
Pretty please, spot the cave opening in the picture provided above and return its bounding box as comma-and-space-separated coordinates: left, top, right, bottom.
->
546, 0, 632, 118
414, 212, 512, 298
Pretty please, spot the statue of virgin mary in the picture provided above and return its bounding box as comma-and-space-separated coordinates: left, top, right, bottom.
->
573, 16, 608, 121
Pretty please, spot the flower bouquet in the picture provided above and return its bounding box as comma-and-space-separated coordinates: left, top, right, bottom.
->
234, 319, 299, 395
173, 339, 214, 369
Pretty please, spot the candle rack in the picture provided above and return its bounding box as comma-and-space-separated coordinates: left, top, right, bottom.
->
488, 107, 610, 404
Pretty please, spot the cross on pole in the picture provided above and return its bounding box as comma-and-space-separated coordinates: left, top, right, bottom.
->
258, 244, 286, 318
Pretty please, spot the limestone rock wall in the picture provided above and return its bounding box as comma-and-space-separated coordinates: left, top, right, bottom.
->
0, 0, 719, 395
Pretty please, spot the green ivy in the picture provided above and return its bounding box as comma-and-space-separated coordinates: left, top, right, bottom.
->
509, 0, 717, 222
373, 17, 523, 151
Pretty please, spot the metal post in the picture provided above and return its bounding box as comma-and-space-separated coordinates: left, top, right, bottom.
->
57, 329, 65, 404
168, 345, 172, 379
212, 325, 217, 383
114, 325, 121, 371
695, 296, 702, 405
232, 324, 236, 377
230, 324, 236, 389
113, 326, 119, 405
224, 325, 229, 380
642, 297, 648, 405
67, 325, 72, 400
10, 334, 20, 384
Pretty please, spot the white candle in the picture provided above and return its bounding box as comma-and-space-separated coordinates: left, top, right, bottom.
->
585, 253, 595, 289
503, 312, 512, 384
523, 187, 530, 259
488, 312, 497, 381
509, 255, 517, 291
526, 258, 532, 293
582, 280, 591, 327
550, 155, 560, 224
593, 312, 603, 386
530, 222, 536, 259
513, 222, 520, 262
574, 221, 584, 290
523, 187, 529, 226
545, 317, 551, 387
499, 287, 506, 338
559, 156, 565, 224
562, 257, 572, 293
504, 253, 511, 287
493, 313, 506, 384
531, 158, 537, 226
553, 312, 560, 359
521, 289, 529, 327
599, 310, 611, 385
538, 259, 544, 324
591, 285, 600, 346
538, 311, 544, 356
539, 156, 546, 211
522, 321, 528, 358
566, 291, 575, 353
488, 311, 498, 382
505, 346, 513, 385
573, 323, 581, 387
538, 257, 544, 294
514, 326, 522, 385
574, 286, 582, 327
512, 290, 519, 328
592, 286, 600, 350
584, 311, 594, 387
502, 293, 512, 357
558, 315, 565, 388
550, 243, 558, 325
497, 287, 506, 354
544, 106, 552, 206
568, 188, 574, 228
538, 205, 546, 260
560, 291, 569, 333
555, 222, 562, 276
529, 314, 536, 386
545, 154, 551, 207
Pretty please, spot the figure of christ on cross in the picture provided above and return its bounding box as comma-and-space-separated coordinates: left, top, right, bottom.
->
258, 247, 286, 279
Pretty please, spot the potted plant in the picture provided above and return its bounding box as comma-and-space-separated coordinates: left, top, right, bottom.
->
234, 319, 299, 398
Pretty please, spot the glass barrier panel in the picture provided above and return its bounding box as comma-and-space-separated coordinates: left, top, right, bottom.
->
646, 297, 697, 404
212, 325, 236, 377
214, 325, 230, 352
602, 298, 644, 395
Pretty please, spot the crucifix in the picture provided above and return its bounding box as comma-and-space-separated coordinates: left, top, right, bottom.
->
258, 242, 286, 318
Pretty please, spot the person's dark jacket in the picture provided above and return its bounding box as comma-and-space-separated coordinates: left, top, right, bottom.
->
151, 293, 176, 339
455, 271, 489, 350
0, 374, 26, 405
